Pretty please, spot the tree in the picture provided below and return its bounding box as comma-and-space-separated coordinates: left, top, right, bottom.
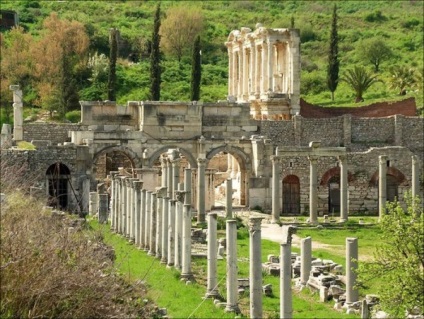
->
359, 38, 393, 72
149, 4, 161, 101
32, 13, 89, 117
160, 5, 204, 62
327, 4, 339, 102
108, 28, 118, 101
190, 36, 202, 101
388, 65, 416, 95
341, 66, 380, 102
357, 194, 423, 318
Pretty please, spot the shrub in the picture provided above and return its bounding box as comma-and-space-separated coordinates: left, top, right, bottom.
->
364, 10, 387, 23
65, 110, 81, 123
401, 18, 420, 29
301, 71, 327, 95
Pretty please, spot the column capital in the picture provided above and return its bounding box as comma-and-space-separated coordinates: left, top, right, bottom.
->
270, 155, 281, 163
110, 171, 120, 178
133, 180, 143, 190
248, 216, 264, 232
175, 190, 186, 203
155, 186, 167, 198
379, 155, 388, 164
412, 155, 418, 164
308, 156, 318, 163
281, 225, 297, 244
338, 155, 347, 162
171, 158, 181, 166
197, 158, 207, 166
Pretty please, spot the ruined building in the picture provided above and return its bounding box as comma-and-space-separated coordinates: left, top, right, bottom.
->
1, 25, 422, 217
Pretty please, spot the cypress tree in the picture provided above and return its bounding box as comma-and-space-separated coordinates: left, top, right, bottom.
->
327, 4, 339, 101
149, 4, 161, 101
190, 36, 201, 101
108, 28, 117, 101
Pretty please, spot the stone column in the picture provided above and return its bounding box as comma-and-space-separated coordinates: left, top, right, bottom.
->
119, 177, 126, 234
148, 192, 157, 256
205, 212, 219, 298
197, 158, 207, 224
308, 156, 318, 224
175, 186, 184, 269
155, 187, 166, 259
255, 45, 261, 96
130, 178, 138, 241
271, 156, 281, 223
133, 181, 143, 246
412, 155, 419, 200
280, 243, 293, 319
167, 199, 176, 267
345, 238, 359, 314
126, 178, 134, 238
237, 47, 243, 100
249, 217, 264, 319
172, 158, 181, 200
140, 189, 147, 249
113, 176, 120, 232
379, 155, 387, 220
9, 85, 23, 141
268, 40, 274, 92
225, 219, 240, 313
339, 155, 348, 222
144, 191, 152, 251
261, 43, 267, 95
300, 237, 312, 287
250, 41, 256, 95
227, 45, 233, 97
89, 192, 98, 216
181, 203, 193, 280
167, 158, 172, 199
226, 178, 233, 218
98, 194, 108, 224
161, 155, 167, 187
110, 171, 119, 230
161, 196, 169, 264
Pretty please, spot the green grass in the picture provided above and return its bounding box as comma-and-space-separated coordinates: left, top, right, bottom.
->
92, 220, 360, 318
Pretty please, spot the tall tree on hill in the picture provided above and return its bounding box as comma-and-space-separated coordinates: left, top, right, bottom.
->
327, 4, 339, 101
190, 36, 201, 101
108, 28, 118, 101
150, 4, 161, 101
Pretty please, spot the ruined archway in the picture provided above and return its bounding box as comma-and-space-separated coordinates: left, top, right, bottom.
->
148, 146, 197, 169
206, 145, 251, 207
370, 167, 407, 202
282, 174, 300, 215
93, 146, 140, 180
46, 162, 71, 210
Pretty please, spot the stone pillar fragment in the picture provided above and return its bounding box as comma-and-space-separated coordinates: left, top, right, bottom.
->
148, 192, 157, 256
161, 196, 169, 264
339, 155, 348, 222
140, 189, 147, 249
98, 194, 108, 223
144, 191, 152, 251
181, 203, 193, 280
155, 187, 166, 259
225, 220, 240, 313
226, 178, 233, 218
280, 243, 292, 319
379, 155, 387, 220
167, 199, 176, 267
345, 237, 359, 314
89, 192, 98, 216
308, 156, 318, 224
300, 237, 312, 287
133, 181, 143, 246
249, 217, 263, 319
412, 155, 420, 200
9, 85, 23, 141
110, 171, 119, 230
271, 156, 280, 223
205, 212, 219, 298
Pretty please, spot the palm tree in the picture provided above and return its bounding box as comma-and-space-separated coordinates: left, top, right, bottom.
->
341, 66, 380, 102
388, 65, 415, 95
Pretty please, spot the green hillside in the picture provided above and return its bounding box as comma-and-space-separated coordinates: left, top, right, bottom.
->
1, 0, 423, 122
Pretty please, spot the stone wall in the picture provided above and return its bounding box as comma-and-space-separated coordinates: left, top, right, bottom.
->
23, 123, 84, 145
351, 118, 394, 143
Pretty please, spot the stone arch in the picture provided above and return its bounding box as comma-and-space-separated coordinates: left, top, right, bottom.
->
206, 145, 251, 207
320, 166, 354, 186
282, 174, 300, 215
46, 162, 71, 210
320, 167, 354, 214
92, 145, 141, 179
369, 166, 408, 186
147, 146, 197, 169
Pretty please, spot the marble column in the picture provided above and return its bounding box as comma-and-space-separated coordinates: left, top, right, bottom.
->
161, 155, 167, 187
412, 155, 419, 200
308, 156, 318, 224
379, 155, 387, 220
197, 158, 207, 224
345, 238, 359, 314
184, 168, 192, 206
126, 178, 134, 238
339, 155, 348, 222
181, 203, 193, 280
110, 171, 119, 230
148, 192, 157, 256
118, 177, 126, 234
144, 191, 152, 251
113, 177, 120, 233
161, 196, 169, 264
280, 243, 293, 319
271, 156, 281, 223
226, 178, 233, 218
133, 181, 143, 246
225, 219, 240, 313
268, 40, 274, 92
261, 43, 267, 95
172, 158, 181, 200
237, 48, 242, 100
140, 189, 147, 249
300, 237, 312, 287
175, 186, 184, 269
167, 199, 176, 267
167, 158, 173, 199
227, 46, 233, 97
205, 212, 219, 298
155, 187, 166, 259
249, 217, 264, 319
89, 192, 98, 216
130, 178, 138, 241
250, 41, 256, 95
98, 194, 108, 224
255, 45, 261, 96
10, 85, 23, 141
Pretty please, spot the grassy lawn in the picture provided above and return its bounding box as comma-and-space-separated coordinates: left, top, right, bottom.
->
91, 219, 361, 318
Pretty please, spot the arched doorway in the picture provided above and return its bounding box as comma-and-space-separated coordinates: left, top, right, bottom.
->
46, 162, 71, 209
282, 175, 300, 215
93, 147, 139, 180
386, 174, 399, 202
328, 175, 340, 214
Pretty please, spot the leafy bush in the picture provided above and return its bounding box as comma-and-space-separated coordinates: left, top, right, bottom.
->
65, 110, 81, 123
300, 26, 318, 43
301, 71, 327, 95
364, 10, 387, 23
401, 18, 420, 29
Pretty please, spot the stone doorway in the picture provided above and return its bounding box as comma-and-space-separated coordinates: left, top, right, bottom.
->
328, 175, 340, 214
93, 149, 136, 180
282, 175, 300, 215
386, 174, 399, 202
46, 162, 70, 209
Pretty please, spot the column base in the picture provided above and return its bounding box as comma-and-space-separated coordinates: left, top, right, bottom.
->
160, 257, 167, 264
166, 263, 174, 269
180, 273, 195, 282
147, 250, 155, 256
155, 253, 161, 259
204, 290, 221, 299
270, 218, 280, 224
224, 305, 240, 314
